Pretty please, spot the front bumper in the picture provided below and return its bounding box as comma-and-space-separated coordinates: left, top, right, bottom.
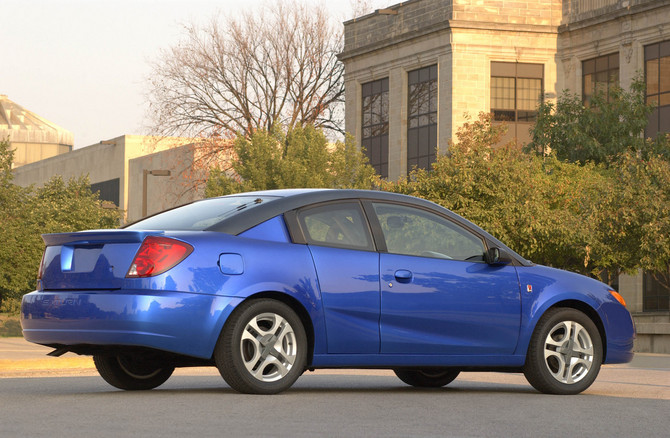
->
601, 300, 636, 364
21, 290, 242, 359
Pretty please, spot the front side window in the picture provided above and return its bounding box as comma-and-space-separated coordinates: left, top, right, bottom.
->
372, 203, 485, 261
362, 78, 389, 178
491, 62, 543, 144
582, 53, 619, 106
298, 202, 374, 251
645, 41, 670, 138
407, 65, 438, 171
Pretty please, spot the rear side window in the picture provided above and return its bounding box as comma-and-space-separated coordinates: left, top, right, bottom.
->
126, 196, 276, 231
297, 202, 374, 251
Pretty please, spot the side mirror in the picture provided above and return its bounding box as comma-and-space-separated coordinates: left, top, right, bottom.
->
485, 247, 512, 266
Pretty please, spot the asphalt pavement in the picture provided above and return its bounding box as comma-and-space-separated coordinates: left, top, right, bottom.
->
1, 336, 669, 398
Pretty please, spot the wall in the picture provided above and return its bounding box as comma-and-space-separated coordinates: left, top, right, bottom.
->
126, 144, 208, 223
340, 0, 670, 353
558, 0, 670, 94
10, 143, 71, 167
557, 0, 670, 354
12, 135, 191, 218
341, 0, 561, 179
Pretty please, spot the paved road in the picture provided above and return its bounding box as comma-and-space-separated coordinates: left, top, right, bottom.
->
1, 337, 670, 437
1, 370, 669, 438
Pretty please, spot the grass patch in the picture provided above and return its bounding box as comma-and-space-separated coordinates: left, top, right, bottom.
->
0, 313, 22, 337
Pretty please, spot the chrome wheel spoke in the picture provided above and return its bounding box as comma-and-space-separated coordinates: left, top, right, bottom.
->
260, 353, 290, 378
241, 325, 262, 347
547, 321, 569, 343
247, 315, 271, 337
545, 352, 567, 380
543, 320, 593, 384
572, 343, 594, 356
544, 349, 564, 365
566, 357, 590, 383
249, 354, 283, 380
544, 336, 565, 349
570, 322, 583, 343
240, 312, 298, 383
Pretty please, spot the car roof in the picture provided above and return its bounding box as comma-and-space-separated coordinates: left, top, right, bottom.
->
209, 188, 443, 235
133, 188, 526, 266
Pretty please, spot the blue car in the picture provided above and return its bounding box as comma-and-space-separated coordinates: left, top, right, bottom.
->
22, 189, 635, 394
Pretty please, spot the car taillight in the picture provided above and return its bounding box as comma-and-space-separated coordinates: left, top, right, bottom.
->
126, 236, 193, 278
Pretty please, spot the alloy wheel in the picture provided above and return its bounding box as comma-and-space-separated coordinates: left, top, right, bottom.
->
240, 312, 298, 383
543, 320, 594, 384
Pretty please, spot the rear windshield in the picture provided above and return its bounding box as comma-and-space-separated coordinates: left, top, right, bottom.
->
125, 196, 277, 231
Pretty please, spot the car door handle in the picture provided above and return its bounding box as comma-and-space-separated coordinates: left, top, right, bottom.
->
394, 269, 413, 282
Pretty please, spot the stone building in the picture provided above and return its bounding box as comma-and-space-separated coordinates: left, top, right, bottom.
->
0, 95, 73, 167
558, 0, 670, 353
11, 135, 207, 223
339, 0, 670, 352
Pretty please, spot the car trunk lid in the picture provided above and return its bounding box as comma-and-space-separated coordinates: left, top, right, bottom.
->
39, 230, 162, 290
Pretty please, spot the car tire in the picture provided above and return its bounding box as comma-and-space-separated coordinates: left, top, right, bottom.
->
93, 354, 174, 390
523, 307, 603, 395
394, 368, 460, 388
215, 299, 307, 394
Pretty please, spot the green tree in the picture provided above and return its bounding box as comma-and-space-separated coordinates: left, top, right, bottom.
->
599, 151, 670, 293
383, 113, 614, 276
206, 124, 378, 196
529, 76, 670, 293
31, 175, 122, 233
0, 139, 31, 312
0, 140, 123, 313
0, 137, 13, 187
528, 77, 668, 165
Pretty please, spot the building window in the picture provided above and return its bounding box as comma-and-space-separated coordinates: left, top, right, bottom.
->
582, 53, 619, 105
361, 78, 389, 178
90, 178, 120, 206
645, 40, 670, 138
491, 62, 543, 143
407, 65, 437, 171
643, 271, 670, 312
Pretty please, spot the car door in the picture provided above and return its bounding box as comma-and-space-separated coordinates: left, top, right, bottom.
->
296, 201, 380, 354
370, 202, 521, 355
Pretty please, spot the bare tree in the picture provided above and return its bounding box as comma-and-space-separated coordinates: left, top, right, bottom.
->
147, 1, 344, 139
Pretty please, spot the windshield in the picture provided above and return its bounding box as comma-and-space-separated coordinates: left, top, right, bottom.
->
125, 196, 277, 231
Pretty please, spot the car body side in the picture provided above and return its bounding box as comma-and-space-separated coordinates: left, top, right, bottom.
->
21, 190, 635, 370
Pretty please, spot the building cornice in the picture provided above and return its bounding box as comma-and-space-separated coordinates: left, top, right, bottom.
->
559, 0, 667, 33
339, 20, 558, 63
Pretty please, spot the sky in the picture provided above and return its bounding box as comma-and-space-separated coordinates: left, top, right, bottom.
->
2, 0, 386, 149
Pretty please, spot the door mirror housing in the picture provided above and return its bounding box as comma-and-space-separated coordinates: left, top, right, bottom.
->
485, 247, 512, 266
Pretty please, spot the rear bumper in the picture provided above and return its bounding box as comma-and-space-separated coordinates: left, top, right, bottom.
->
21, 290, 242, 359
